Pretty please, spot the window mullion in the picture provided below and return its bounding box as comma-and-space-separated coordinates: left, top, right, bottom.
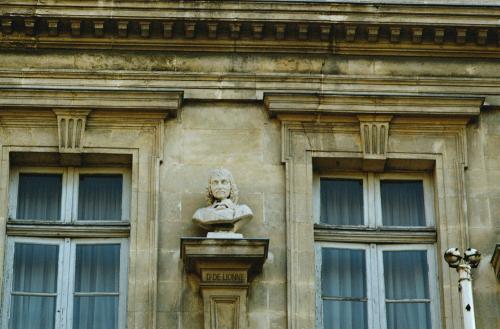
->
8, 169, 19, 220
315, 245, 323, 329
374, 173, 383, 228
60, 238, 73, 329
60, 167, 71, 223
367, 173, 378, 228
363, 174, 370, 227
423, 176, 435, 227
375, 245, 387, 329
366, 244, 376, 329
118, 239, 129, 329
69, 167, 78, 223
428, 246, 441, 329
1, 239, 15, 329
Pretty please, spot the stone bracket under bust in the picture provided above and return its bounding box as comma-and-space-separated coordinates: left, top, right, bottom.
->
193, 169, 253, 238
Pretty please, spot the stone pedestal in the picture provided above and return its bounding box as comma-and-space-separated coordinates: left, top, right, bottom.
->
180, 238, 269, 329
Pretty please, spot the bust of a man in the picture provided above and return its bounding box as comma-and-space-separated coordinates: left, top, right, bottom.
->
193, 168, 253, 237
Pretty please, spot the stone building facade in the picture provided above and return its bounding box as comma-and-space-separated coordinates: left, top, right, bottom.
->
0, 1, 498, 329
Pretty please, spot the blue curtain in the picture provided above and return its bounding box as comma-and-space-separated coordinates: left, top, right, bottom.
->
320, 179, 364, 225
77, 175, 122, 221
17, 174, 62, 220
73, 244, 121, 329
321, 248, 367, 329
383, 250, 431, 329
10, 243, 59, 329
381, 180, 425, 226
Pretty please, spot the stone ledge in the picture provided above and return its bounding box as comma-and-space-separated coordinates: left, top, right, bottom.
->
264, 93, 485, 117
314, 225, 437, 244
6, 223, 131, 238
180, 237, 269, 278
0, 88, 183, 118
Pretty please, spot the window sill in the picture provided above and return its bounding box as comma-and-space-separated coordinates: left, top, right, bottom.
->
315, 223, 436, 231
6, 223, 130, 238
314, 224, 436, 244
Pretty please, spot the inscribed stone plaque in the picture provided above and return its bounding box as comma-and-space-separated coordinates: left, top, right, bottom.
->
203, 270, 247, 284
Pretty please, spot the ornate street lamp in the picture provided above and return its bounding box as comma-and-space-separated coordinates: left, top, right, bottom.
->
444, 247, 482, 329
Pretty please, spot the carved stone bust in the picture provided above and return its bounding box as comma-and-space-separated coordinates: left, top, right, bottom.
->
193, 168, 253, 237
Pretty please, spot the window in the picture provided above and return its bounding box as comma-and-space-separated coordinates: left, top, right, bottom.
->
8, 167, 130, 222
314, 173, 434, 228
315, 172, 440, 329
2, 166, 130, 329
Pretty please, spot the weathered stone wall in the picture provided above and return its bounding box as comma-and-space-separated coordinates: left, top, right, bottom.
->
0, 46, 498, 329
465, 113, 500, 329
158, 102, 286, 329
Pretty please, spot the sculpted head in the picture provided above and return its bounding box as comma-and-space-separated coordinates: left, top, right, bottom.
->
206, 168, 239, 205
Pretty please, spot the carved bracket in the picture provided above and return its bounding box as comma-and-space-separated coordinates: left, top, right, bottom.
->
357, 115, 393, 171
53, 109, 91, 153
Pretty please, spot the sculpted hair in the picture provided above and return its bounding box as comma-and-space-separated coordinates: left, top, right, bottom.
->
205, 168, 239, 205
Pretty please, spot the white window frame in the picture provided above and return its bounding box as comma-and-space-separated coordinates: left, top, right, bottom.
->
375, 172, 435, 228
377, 244, 440, 329
315, 242, 374, 329
313, 172, 369, 227
316, 243, 440, 329
1, 237, 128, 329
314, 172, 435, 228
1, 237, 65, 329
8, 167, 131, 223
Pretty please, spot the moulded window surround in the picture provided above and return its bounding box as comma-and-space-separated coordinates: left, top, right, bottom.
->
8, 167, 131, 223
1, 237, 128, 329
316, 243, 440, 329
313, 172, 435, 228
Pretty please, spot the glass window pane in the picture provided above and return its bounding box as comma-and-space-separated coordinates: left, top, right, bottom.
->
381, 180, 425, 226
78, 174, 123, 221
323, 300, 367, 329
10, 296, 56, 329
383, 250, 429, 300
75, 244, 120, 293
386, 303, 431, 329
13, 243, 58, 293
320, 179, 364, 225
321, 248, 366, 298
73, 296, 118, 329
17, 174, 62, 220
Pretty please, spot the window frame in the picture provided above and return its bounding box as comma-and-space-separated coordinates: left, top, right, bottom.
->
314, 170, 439, 329
377, 244, 440, 329
1, 236, 64, 329
313, 172, 369, 228
1, 236, 129, 329
316, 242, 440, 329
8, 166, 131, 224
375, 172, 435, 228
314, 172, 435, 228
315, 242, 374, 329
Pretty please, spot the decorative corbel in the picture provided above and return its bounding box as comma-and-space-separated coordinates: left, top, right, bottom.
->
53, 109, 91, 153
357, 115, 392, 171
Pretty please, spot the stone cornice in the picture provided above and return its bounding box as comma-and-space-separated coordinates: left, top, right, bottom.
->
0, 1, 499, 57
1, 71, 499, 104
0, 88, 183, 119
264, 93, 485, 117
